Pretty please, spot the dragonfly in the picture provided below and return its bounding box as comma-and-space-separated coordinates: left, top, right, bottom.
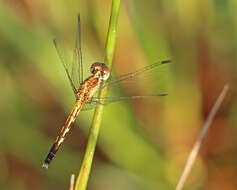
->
42, 15, 171, 169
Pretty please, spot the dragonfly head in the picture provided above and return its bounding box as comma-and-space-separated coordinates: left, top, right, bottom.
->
91, 62, 110, 81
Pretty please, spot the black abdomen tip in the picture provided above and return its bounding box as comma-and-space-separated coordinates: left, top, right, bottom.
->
161, 60, 172, 64
42, 143, 57, 169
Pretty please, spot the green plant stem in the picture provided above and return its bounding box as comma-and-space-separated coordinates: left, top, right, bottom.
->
74, 1, 120, 190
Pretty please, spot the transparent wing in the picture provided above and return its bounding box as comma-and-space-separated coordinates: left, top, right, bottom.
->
81, 94, 167, 111
91, 94, 168, 104
53, 39, 77, 94
102, 60, 171, 89
81, 60, 171, 111
73, 15, 83, 86
53, 15, 83, 95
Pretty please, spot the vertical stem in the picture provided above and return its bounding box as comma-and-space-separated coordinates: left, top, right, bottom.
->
74, 1, 120, 190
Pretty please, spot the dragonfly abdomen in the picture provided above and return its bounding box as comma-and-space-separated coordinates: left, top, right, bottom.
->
42, 100, 83, 168
43, 75, 103, 168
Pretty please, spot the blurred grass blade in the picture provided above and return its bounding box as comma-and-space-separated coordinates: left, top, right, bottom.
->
69, 174, 75, 190
175, 84, 229, 190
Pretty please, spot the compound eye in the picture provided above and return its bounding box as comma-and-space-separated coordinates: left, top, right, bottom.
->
102, 66, 110, 80
90, 62, 102, 74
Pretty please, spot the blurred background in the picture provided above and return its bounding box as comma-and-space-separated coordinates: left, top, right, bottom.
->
0, 0, 236, 190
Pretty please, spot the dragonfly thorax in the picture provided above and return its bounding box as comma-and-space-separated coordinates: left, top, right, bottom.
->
90, 62, 110, 81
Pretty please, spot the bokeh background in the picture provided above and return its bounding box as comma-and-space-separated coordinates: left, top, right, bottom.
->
0, 0, 236, 190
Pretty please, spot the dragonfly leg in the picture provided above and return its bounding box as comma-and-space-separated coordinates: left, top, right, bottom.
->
89, 97, 107, 106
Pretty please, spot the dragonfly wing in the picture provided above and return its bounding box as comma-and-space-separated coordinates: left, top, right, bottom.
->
81, 94, 167, 111
90, 94, 168, 105
102, 60, 171, 89
90, 60, 171, 106
72, 15, 83, 85
53, 15, 84, 95
53, 39, 78, 94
